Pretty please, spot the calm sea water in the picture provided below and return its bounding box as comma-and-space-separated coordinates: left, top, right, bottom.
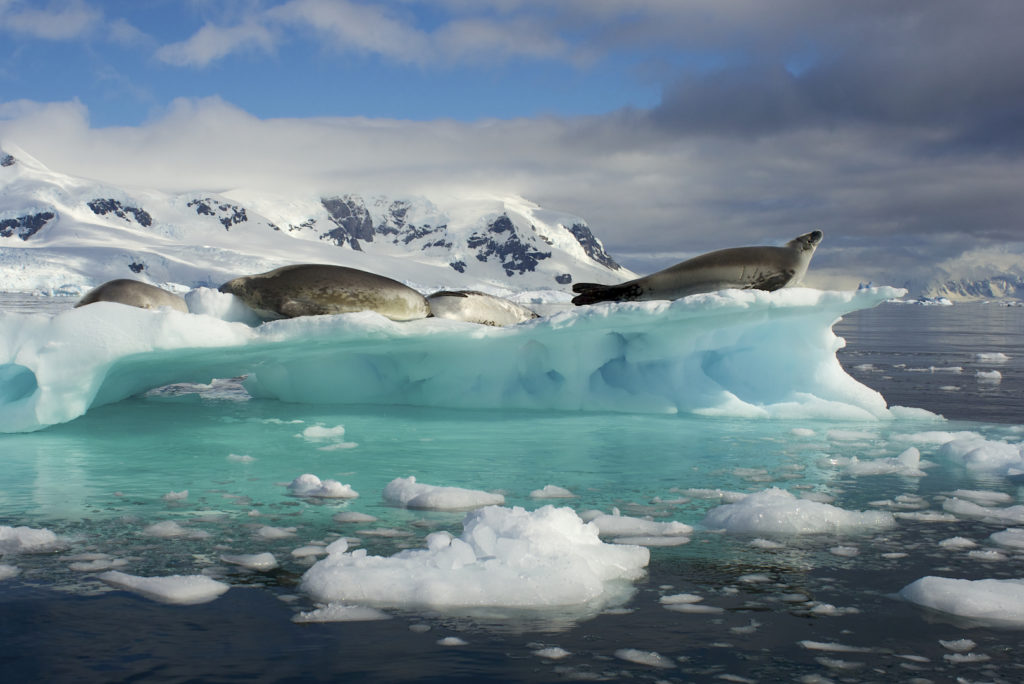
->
1, 296, 1022, 683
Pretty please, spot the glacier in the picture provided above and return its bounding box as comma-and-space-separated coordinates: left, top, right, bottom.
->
0, 286, 903, 433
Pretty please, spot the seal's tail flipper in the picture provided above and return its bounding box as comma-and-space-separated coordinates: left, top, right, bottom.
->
570, 282, 636, 306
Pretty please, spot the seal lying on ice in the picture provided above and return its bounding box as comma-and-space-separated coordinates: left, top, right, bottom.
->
218, 264, 430, 321
75, 279, 189, 313
571, 230, 823, 306
426, 290, 539, 326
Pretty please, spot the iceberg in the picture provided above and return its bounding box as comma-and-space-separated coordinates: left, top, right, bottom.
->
0, 286, 902, 433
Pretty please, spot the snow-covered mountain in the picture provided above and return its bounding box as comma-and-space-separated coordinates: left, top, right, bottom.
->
916, 249, 1024, 302
0, 146, 633, 296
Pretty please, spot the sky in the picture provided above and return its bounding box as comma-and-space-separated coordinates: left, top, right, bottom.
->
1, 0, 1023, 290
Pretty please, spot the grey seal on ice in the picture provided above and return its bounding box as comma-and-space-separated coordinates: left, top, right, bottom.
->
218, 264, 430, 321
75, 279, 189, 313
426, 290, 539, 326
571, 230, 823, 305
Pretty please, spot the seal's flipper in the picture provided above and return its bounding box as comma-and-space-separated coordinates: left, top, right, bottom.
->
570, 282, 641, 306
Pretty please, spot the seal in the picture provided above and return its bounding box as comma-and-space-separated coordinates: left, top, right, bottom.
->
571, 230, 823, 305
218, 264, 430, 321
426, 290, 539, 326
75, 279, 189, 313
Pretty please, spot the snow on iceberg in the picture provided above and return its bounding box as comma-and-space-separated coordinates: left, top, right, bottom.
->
0, 286, 902, 432
299, 505, 649, 613
899, 577, 1024, 626
701, 487, 897, 535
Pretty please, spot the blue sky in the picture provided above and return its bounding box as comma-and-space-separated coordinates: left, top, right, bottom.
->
1, 1, 1023, 287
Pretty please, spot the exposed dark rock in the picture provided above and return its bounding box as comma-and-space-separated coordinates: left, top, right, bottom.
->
555, 273, 573, 285
449, 260, 467, 273
187, 198, 248, 230
88, 199, 153, 227
0, 211, 55, 240
0, 153, 15, 167
466, 214, 552, 276
128, 262, 145, 273
567, 223, 620, 270
321, 195, 375, 248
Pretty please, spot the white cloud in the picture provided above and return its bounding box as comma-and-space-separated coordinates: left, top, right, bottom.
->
156, 21, 276, 67
0, 0, 100, 40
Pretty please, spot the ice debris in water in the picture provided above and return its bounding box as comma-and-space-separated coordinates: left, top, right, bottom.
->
701, 487, 896, 535
292, 604, 391, 623
975, 352, 1009, 363
0, 287, 904, 433
942, 498, 1024, 525
938, 434, 1024, 477
825, 447, 932, 477
989, 528, 1024, 549
286, 474, 359, 499
300, 505, 649, 611
578, 509, 692, 544
162, 490, 188, 502
0, 564, 21, 580
0, 525, 62, 553
976, 370, 1002, 383
98, 570, 230, 605
382, 476, 504, 510
221, 552, 279, 572
529, 484, 575, 499
142, 520, 210, 539
899, 577, 1024, 626
614, 648, 675, 669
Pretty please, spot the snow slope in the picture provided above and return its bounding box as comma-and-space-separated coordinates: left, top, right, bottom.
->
0, 146, 632, 296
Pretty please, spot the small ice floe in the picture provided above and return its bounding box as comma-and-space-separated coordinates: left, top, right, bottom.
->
749, 538, 786, 550
221, 552, 279, 572
828, 447, 932, 477
827, 429, 877, 442
614, 648, 675, 669
296, 425, 358, 450
829, 545, 859, 557
332, 511, 378, 524
949, 489, 1013, 505
0, 525, 63, 554
142, 520, 210, 539
0, 564, 21, 580
437, 637, 468, 646
579, 509, 692, 545
162, 490, 188, 502
660, 592, 723, 614
899, 576, 1024, 626
939, 638, 976, 653
98, 570, 229, 605
300, 505, 648, 612
938, 434, 1024, 477
791, 427, 816, 437
286, 474, 359, 499
938, 537, 977, 550
701, 487, 896, 535
975, 352, 1009, 363
989, 528, 1024, 549
292, 604, 390, 623
676, 488, 748, 503
967, 549, 1007, 562
976, 370, 1002, 383
533, 646, 571, 660
529, 484, 575, 499
68, 556, 129, 572
227, 453, 255, 463
807, 602, 860, 616
383, 476, 504, 511
255, 525, 297, 539
942, 498, 1024, 525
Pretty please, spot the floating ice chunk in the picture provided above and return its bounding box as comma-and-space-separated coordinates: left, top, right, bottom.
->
68, 557, 129, 572
827, 429, 877, 442
99, 570, 229, 605
660, 593, 704, 605
701, 487, 896, 535
227, 453, 255, 463
799, 640, 875, 653
529, 484, 575, 499
894, 510, 957, 523
332, 511, 378, 524
829, 545, 859, 557
975, 352, 1009, 363
162, 490, 188, 502
142, 520, 210, 539
678, 488, 748, 503
938, 537, 977, 550
989, 528, 1024, 549
0, 525, 62, 553
944, 652, 990, 663
749, 538, 786, 550
291, 545, 328, 558
383, 476, 504, 511
614, 648, 675, 669
949, 489, 1013, 505
533, 646, 571, 659
286, 474, 359, 499
0, 564, 20, 580
611, 536, 690, 547
292, 604, 390, 623
579, 510, 692, 539
299, 425, 346, 441
808, 602, 860, 616
939, 435, 1024, 477
942, 498, 1024, 525
939, 638, 976, 652
976, 370, 1002, 383
834, 447, 931, 477
221, 552, 279, 571
967, 549, 1007, 561
437, 637, 468, 646
791, 427, 816, 437
300, 505, 649, 612
255, 525, 297, 539
899, 576, 1024, 626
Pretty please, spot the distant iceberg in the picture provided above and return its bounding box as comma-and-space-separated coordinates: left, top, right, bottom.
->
0, 286, 904, 433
